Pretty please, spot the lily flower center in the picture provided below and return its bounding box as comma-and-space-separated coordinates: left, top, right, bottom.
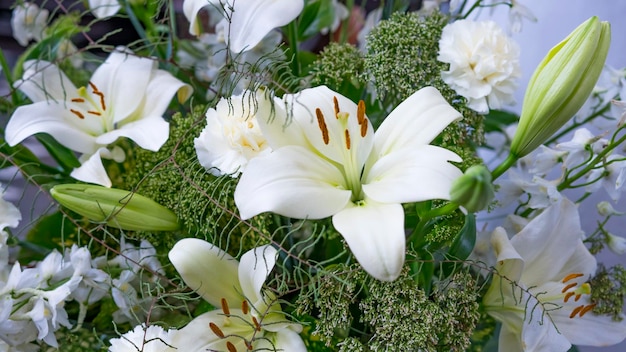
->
69, 81, 111, 132
559, 272, 596, 319
208, 297, 261, 351
315, 97, 370, 202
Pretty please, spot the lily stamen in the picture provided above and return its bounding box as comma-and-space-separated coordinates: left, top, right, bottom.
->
209, 322, 225, 338
563, 291, 576, 302
221, 298, 231, 316
88, 81, 107, 111
345, 129, 351, 150
71, 98, 85, 103
88, 111, 102, 116
579, 304, 597, 317
242, 300, 249, 315
315, 108, 330, 145
562, 273, 584, 283
562, 282, 577, 293
70, 109, 85, 119
569, 305, 585, 319
252, 316, 261, 331
333, 96, 340, 117
226, 341, 237, 352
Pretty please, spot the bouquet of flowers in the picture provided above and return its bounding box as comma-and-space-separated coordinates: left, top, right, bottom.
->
1, 0, 626, 351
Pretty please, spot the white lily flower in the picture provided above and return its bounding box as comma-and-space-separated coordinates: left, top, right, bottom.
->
234, 86, 463, 281
168, 239, 305, 351
194, 90, 271, 177
484, 199, 626, 351
5, 48, 192, 187
11, 2, 49, 47
88, 0, 121, 19
182, 0, 303, 53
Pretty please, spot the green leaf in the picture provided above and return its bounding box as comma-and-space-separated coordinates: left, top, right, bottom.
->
1, 135, 68, 185
447, 213, 476, 262
298, 0, 335, 40
36, 134, 81, 171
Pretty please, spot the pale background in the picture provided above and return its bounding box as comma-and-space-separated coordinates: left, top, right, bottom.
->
474, 1, 626, 351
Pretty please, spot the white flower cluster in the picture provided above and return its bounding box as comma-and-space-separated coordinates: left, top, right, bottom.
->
438, 19, 521, 114
0, 191, 165, 349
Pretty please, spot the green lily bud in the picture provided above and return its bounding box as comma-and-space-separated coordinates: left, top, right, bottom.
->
450, 165, 495, 213
510, 16, 610, 158
50, 184, 180, 231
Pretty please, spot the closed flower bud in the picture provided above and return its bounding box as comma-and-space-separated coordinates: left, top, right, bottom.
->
597, 201, 625, 216
50, 184, 180, 231
510, 16, 610, 158
450, 165, 495, 212
607, 233, 626, 255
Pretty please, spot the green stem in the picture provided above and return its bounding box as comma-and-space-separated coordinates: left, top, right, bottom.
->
558, 132, 626, 191
338, 0, 355, 44
287, 21, 300, 77
382, 0, 394, 20
0, 48, 19, 106
410, 202, 459, 246
490, 153, 518, 181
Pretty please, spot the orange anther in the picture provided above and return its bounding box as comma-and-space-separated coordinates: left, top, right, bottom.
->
316, 108, 330, 145
252, 316, 261, 331
242, 300, 249, 315
226, 341, 237, 352
344, 129, 351, 150
561, 282, 577, 293
563, 292, 575, 303
87, 110, 102, 116
221, 298, 230, 316
562, 273, 584, 283
357, 100, 365, 125
209, 322, 225, 338
579, 304, 597, 317
70, 109, 85, 119
569, 305, 584, 319
333, 96, 340, 117
71, 98, 85, 103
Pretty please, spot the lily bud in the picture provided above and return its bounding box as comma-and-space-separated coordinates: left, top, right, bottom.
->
597, 201, 625, 216
50, 184, 180, 231
607, 233, 626, 255
510, 16, 610, 158
450, 165, 495, 213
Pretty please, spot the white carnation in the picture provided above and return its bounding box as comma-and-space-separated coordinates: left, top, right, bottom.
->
194, 91, 270, 177
438, 20, 521, 114
108, 324, 176, 352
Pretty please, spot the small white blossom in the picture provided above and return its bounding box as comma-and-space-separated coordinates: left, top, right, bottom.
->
556, 128, 608, 169
11, 2, 48, 46
597, 201, 625, 216
585, 154, 626, 201
194, 90, 271, 177
438, 20, 521, 114
607, 233, 626, 255
109, 324, 177, 352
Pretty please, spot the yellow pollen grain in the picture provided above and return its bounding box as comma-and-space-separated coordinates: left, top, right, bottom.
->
316, 108, 330, 145
71, 98, 85, 103
563, 291, 576, 303
569, 305, 585, 319
561, 282, 577, 293
209, 322, 225, 338
333, 96, 340, 117
70, 109, 85, 119
226, 341, 237, 352
242, 300, 249, 315
221, 298, 230, 316
579, 303, 596, 317
344, 129, 351, 150
562, 273, 584, 283
252, 316, 261, 331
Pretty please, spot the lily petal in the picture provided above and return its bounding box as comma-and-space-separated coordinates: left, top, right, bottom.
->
227, 0, 304, 53
88, 0, 122, 19
15, 60, 78, 103
5, 101, 96, 154
332, 201, 405, 281
255, 329, 307, 352
256, 91, 307, 149
168, 238, 243, 307
140, 69, 193, 118
372, 86, 462, 158
90, 50, 156, 124
235, 146, 352, 220
96, 116, 169, 151
238, 245, 277, 305
70, 148, 113, 187
170, 310, 254, 351
520, 295, 572, 352
511, 199, 596, 285
183, 0, 220, 36
363, 145, 462, 204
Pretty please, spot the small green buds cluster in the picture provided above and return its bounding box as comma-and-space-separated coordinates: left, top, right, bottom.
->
50, 184, 180, 231
450, 165, 495, 213
510, 16, 610, 158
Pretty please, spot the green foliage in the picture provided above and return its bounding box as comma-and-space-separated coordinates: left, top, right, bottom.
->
119, 105, 271, 256
310, 43, 366, 101
296, 265, 480, 351
590, 264, 626, 321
